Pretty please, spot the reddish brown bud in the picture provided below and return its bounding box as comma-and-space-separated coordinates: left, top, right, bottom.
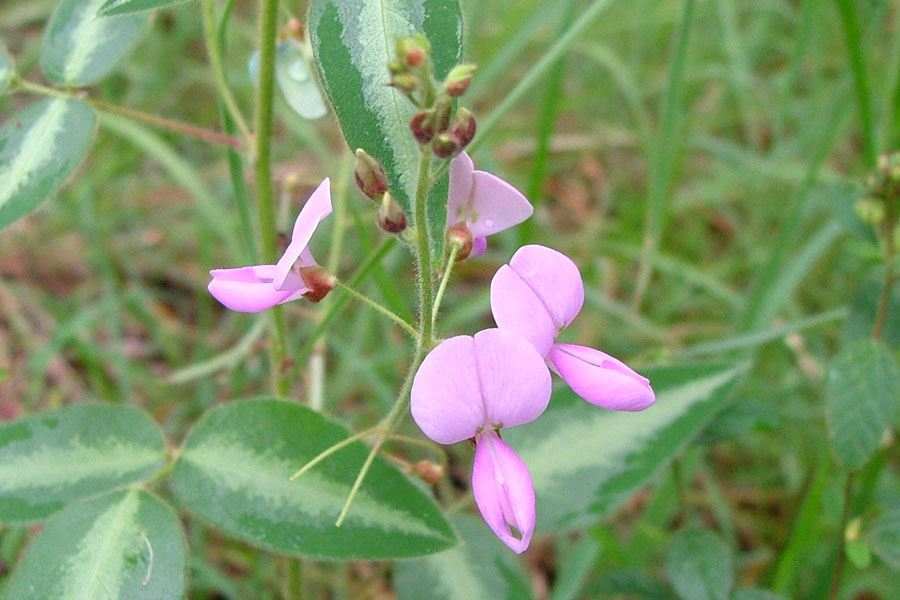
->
450, 108, 476, 149
432, 133, 459, 158
410, 110, 436, 144
285, 18, 304, 40
413, 460, 445, 486
396, 35, 431, 68
444, 63, 477, 97
299, 266, 336, 302
377, 193, 407, 233
354, 148, 389, 200
447, 222, 473, 260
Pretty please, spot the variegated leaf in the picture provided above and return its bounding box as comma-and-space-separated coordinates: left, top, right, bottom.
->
665, 528, 734, 600
0, 40, 13, 93
309, 0, 462, 259
99, 0, 192, 16
41, 0, 147, 86
393, 515, 533, 600
169, 397, 457, 559
505, 363, 745, 532
0, 403, 166, 522
0, 98, 97, 230
5, 490, 186, 600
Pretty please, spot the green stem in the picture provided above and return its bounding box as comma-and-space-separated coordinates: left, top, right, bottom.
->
334, 280, 419, 339
335, 150, 436, 527
431, 242, 460, 332
834, 0, 877, 166
255, 0, 290, 396
200, 0, 253, 145
290, 426, 380, 480
872, 200, 896, 340
828, 472, 855, 600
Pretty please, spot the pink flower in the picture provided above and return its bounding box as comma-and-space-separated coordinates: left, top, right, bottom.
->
411, 328, 551, 553
208, 178, 332, 312
491, 244, 655, 411
448, 152, 533, 257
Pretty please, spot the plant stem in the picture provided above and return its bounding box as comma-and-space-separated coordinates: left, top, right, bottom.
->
834, 0, 877, 167
432, 242, 460, 332
828, 472, 855, 600
872, 200, 896, 340
335, 150, 436, 527
200, 0, 253, 145
334, 280, 419, 339
289, 426, 380, 480
255, 0, 290, 396
414, 151, 436, 349
15, 79, 243, 149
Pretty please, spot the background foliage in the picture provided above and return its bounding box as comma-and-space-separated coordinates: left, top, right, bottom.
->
0, 0, 898, 598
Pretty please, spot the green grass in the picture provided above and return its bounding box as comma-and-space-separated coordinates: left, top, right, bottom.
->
1, 0, 898, 598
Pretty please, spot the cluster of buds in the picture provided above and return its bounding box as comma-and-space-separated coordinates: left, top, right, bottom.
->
354, 148, 407, 234
390, 36, 477, 159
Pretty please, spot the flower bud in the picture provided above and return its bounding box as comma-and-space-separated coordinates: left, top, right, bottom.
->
299, 266, 336, 303
444, 63, 477, 97
450, 108, 476, 149
447, 222, 473, 260
285, 17, 304, 41
354, 148, 389, 200
432, 133, 459, 158
389, 73, 419, 95
378, 193, 407, 233
412, 460, 444, 486
410, 110, 436, 144
396, 35, 431, 68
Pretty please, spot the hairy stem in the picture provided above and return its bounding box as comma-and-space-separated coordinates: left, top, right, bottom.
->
334, 281, 419, 339
255, 0, 290, 396
200, 0, 253, 144
432, 242, 460, 332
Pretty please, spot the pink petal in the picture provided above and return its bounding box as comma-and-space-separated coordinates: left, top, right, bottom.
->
470, 235, 488, 257
468, 169, 533, 238
473, 328, 551, 429
273, 178, 332, 290
548, 343, 655, 411
208, 265, 306, 313
490, 265, 558, 356
472, 430, 535, 554
448, 151, 474, 226
410, 335, 487, 445
508, 245, 584, 329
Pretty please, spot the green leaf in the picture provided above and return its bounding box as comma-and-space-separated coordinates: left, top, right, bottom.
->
169, 397, 456, 559
309, 0, 463, 259
551, 535, 602, 600
867, 508, 900, 570
393, 515, 532, 600
0, 403, 166, 523
665, 528, 734, 600
41, 0, 147, 86
249, 42, 327, 120
505, 363, 745, 531
732, 589, 787, 600
99, 0, 192, 16
825, 339, 900, 470
0, 98, 97, 230
5, 490, 186, 600
0, 40, 13, 93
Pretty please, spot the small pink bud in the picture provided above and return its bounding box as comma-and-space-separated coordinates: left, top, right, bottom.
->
410, 110, 436, 144
396, 35, 431, 68
450, 108, 476, 149
299, 266, 336, 303
444, 64, 477, 97
378, 192, 407, 233
447, 222, 473, 260
285, 18, 304, 40
354, 149, 389, 200
432, 133, 459, 158
412, 460, 444, 485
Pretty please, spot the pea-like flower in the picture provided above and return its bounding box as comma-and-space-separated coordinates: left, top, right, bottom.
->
208, 178, 332, 312
448, 152, 533, 257
491, 244, 655, 411
411, 328, 551, 553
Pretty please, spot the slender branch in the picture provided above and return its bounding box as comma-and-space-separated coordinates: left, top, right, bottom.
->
255, 0, 290, 396
334, 280, 419, 339
200, 0, 253, 144
15, 79, 243, 149
432, 242, 460, 332
290, 426, 379, 480
828, 473, 855, 600
414, 151, 435, 349
872, 200, 896, 340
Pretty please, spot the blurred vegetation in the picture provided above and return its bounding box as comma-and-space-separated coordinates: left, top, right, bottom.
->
0, 0, 898, 598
